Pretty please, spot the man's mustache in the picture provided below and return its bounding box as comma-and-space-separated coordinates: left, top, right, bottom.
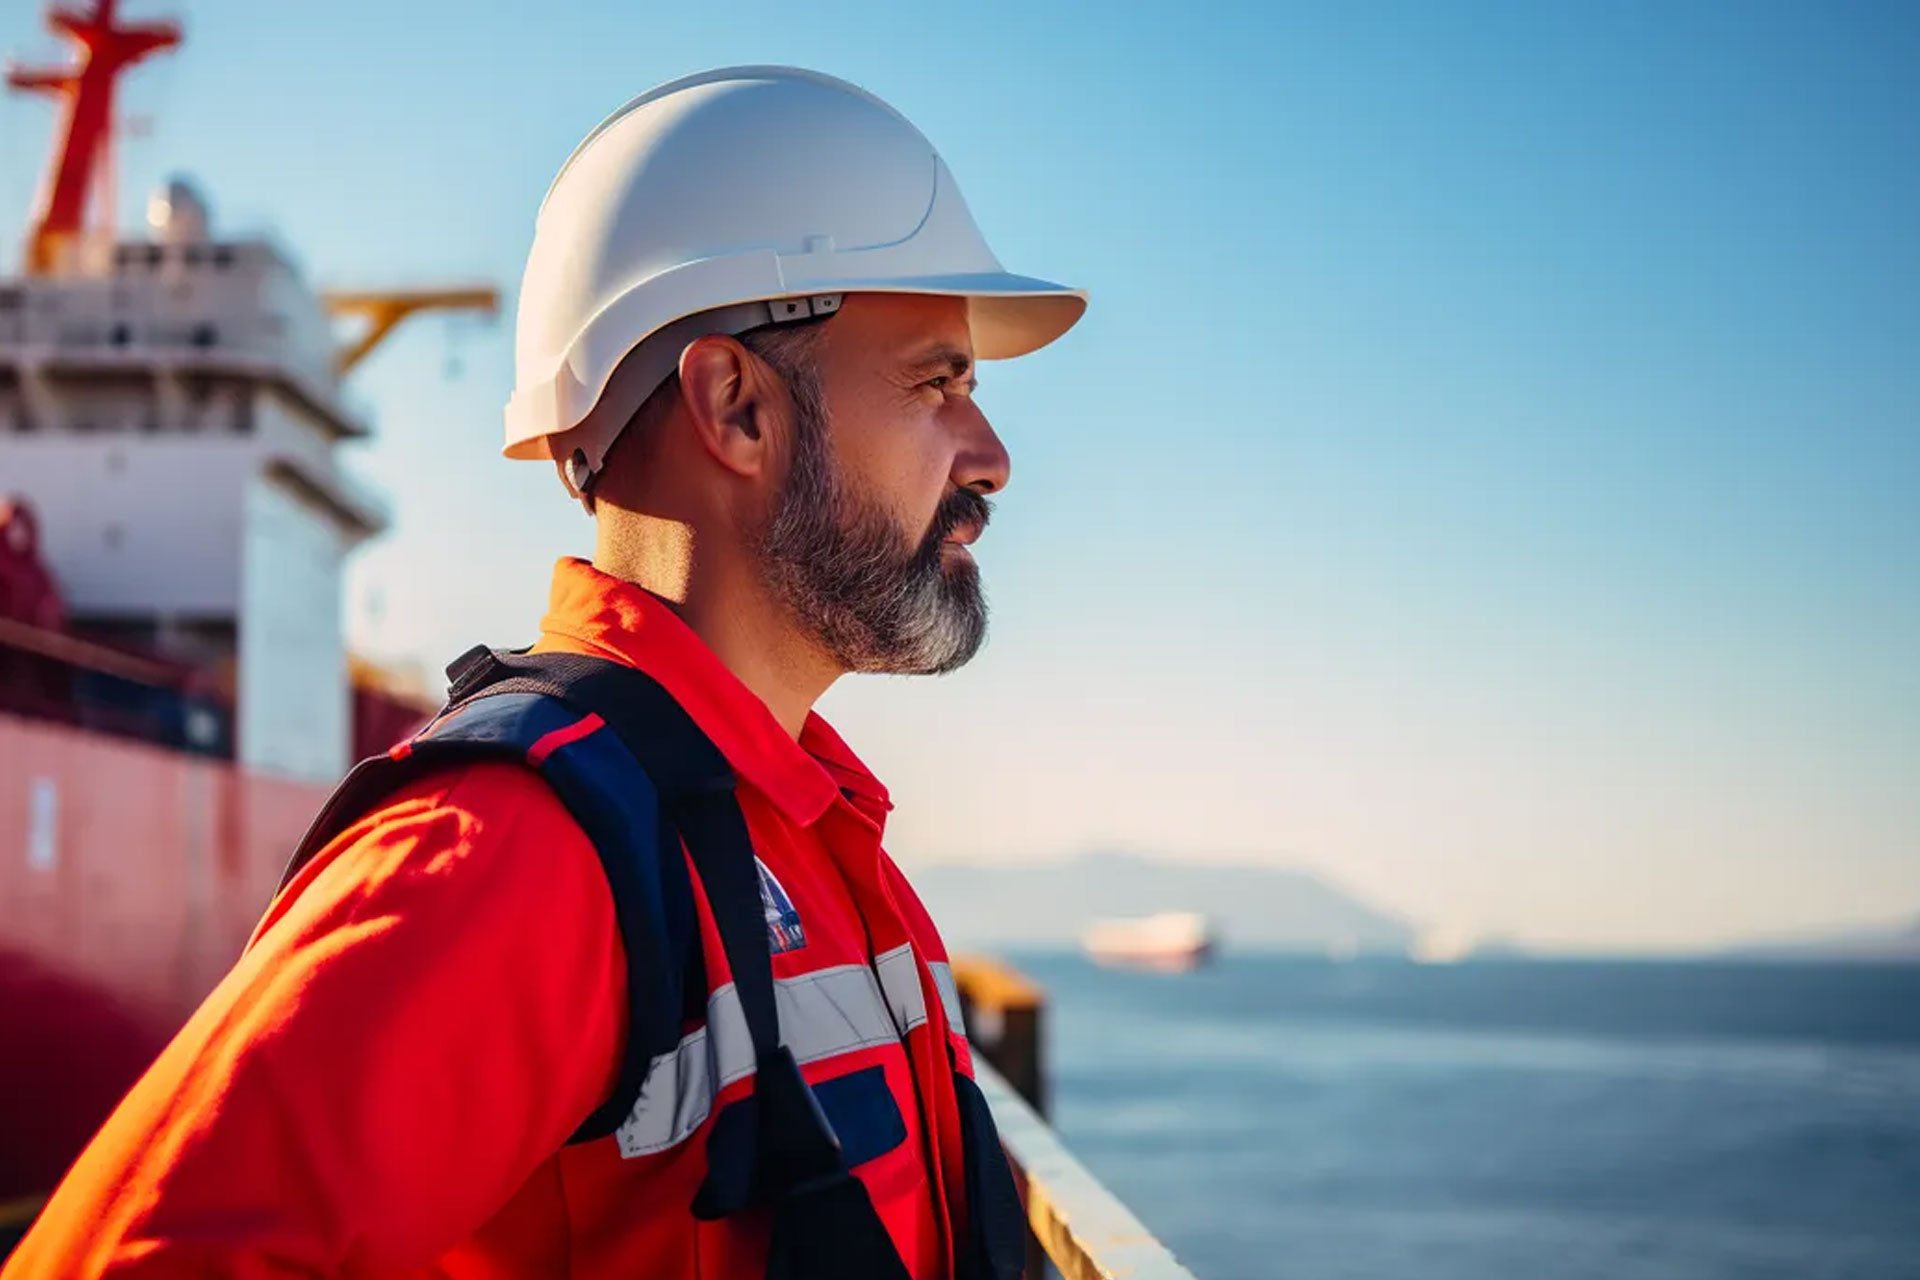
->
929, 487, 992, 546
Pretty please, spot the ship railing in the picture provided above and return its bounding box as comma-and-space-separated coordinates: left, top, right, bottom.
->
0, 1196, 43, 1254
0, 614, 231, 753
953, 956, 1199, 1280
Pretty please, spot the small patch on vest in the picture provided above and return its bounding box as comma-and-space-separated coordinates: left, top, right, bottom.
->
757, 858, 806, 953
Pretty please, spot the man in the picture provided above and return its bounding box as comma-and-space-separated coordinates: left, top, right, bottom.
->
5, 67, 1084, 1278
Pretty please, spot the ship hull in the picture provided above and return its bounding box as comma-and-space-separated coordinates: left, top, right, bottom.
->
1081, 912, 1217, 972
1082, 938, 1215, 972
0, 713, 326, 1202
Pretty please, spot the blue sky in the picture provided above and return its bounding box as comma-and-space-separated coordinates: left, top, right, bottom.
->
3, 1, 1915, 951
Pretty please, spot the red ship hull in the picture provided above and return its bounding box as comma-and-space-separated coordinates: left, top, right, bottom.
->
0, 713, 328, 1205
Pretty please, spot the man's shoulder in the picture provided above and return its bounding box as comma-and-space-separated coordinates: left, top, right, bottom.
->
358, 758, 582, 845
265, 759, 601, 936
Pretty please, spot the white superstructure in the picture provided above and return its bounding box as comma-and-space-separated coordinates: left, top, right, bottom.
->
0, 181, 385, 781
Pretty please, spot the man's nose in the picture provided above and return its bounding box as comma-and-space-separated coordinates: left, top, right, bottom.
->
951, 401, 1011, 496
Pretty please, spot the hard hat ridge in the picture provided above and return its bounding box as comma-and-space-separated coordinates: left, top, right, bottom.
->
539, 66, 921, 219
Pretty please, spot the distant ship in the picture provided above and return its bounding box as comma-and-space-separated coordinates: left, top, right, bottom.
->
1082, 912, 1216, 971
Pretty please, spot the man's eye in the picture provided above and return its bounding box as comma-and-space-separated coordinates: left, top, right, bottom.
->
923, 375, 950, 390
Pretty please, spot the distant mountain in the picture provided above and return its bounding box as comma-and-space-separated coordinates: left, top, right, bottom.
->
902, 850, 1416, 954
1722, 915, 1920, 963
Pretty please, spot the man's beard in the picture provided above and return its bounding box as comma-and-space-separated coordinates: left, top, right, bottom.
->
754, 384, 992, 676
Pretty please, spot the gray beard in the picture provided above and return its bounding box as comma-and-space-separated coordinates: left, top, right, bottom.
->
755, 389, 990, 677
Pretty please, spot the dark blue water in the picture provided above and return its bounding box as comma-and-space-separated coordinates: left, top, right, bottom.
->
1010, 953, 1920, 1280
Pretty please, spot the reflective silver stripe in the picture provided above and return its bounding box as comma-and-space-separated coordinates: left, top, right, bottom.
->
779, 963, 904, 1060
928, 961, 965, 1030
875, 942, 927, 1035
616, 962, 901, 1158
876, 947, 967, 1038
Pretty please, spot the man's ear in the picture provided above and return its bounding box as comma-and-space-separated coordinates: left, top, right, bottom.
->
678, 335, 768, 478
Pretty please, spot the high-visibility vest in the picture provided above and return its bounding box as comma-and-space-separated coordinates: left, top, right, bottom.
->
277, 647, 1026, 1280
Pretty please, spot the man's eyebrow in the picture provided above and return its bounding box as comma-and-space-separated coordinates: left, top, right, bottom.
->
903, 345, 974, 378
902, 344, 978, 388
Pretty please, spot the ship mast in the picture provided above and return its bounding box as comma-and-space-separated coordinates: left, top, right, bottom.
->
6, 0, 181, 275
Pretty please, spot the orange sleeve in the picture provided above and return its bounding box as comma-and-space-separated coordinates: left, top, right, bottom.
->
4, 762, 627, 1278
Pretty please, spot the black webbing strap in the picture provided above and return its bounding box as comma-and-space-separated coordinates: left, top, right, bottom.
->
448, 649, 785, 1052
954, 1070, 1027, 1280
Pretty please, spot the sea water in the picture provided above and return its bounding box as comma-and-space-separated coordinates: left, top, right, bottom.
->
1012, 953, 1920, 1280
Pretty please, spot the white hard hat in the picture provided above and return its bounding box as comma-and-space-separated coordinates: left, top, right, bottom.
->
503, 66, 1088, 490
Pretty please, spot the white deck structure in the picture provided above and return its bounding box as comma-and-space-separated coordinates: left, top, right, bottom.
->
0, 183, 386, 782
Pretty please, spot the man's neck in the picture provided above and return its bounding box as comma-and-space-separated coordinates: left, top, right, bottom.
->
593, 516, 838, 739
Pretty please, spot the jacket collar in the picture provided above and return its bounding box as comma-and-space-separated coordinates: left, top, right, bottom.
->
534, 557, 890, 828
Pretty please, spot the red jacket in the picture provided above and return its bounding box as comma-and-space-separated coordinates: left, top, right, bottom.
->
7, 558, 976, 1278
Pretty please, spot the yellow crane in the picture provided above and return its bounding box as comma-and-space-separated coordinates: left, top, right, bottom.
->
322, 287, 501, 376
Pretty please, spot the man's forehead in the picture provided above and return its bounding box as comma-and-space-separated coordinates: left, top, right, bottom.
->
836, 292, 974, 361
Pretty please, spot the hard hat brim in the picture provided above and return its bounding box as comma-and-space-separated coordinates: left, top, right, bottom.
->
503, 275, 1086, 463
786, 272, 1087, 360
